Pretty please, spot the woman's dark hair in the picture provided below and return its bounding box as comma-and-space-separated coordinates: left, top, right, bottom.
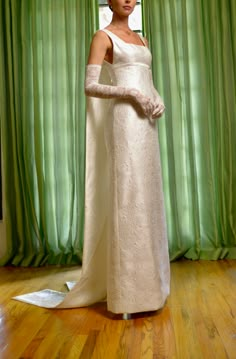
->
109, 5, 113, 11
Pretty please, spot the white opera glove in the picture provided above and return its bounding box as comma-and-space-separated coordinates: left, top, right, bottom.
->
84, 64, 154, 118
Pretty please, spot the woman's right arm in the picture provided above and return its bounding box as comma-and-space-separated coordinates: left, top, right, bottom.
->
87, 31, 111, 65
85, 31, 134, 99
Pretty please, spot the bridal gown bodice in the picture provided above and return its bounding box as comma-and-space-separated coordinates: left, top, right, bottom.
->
103, 30, 153, 97
13, 29, 170, 314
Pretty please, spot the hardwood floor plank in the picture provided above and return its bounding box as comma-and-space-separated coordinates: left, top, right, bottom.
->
169, 261, 205, 358
186, 285, 228, 358
152, 306, 176, 359
139, 317, 153, 359
91, 317, 127, 359
59, 334, 88, 359
0, 303, 50, 359
208, 287, 236, 358
79, 330, 99, 358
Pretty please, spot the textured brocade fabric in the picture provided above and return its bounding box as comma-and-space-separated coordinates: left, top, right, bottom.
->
13, 29, 170, 313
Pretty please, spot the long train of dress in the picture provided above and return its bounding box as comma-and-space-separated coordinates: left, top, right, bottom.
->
13, 29, 170, 314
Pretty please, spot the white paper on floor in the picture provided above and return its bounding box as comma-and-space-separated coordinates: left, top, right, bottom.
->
65, 281, 77, 291
12, 289, 67, 308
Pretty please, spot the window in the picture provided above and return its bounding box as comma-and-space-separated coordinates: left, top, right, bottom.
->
98, 1, 142, 33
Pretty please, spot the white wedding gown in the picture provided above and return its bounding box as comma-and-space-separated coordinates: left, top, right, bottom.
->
13, 29, 170, 314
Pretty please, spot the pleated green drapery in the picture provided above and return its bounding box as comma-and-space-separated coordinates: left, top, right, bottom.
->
142, 0, 236, 260
0, 0, 98, 266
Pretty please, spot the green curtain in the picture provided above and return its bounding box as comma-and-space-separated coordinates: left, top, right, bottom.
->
143, 0, 236, 260
0, 0, 98, 266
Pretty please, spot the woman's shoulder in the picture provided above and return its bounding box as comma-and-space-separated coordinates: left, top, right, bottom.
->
92, 29, 110, 43
89, 30, 112, 53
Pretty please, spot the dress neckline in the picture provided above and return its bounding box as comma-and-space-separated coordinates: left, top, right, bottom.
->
102, 29, 146, 48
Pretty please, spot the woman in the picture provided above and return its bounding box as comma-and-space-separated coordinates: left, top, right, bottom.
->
60, 0, 170, 315
14, 0, 170, 318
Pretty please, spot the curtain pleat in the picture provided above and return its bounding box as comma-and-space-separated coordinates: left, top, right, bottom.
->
142, 0, 236, 260
0, 0, 98, 266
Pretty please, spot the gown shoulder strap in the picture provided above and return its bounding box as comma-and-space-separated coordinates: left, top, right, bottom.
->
137, 34, 147, 47
101, 29, 147, 48
100, 29, 122, 44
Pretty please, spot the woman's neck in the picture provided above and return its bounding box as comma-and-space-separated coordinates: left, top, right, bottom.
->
110, 13, 130, 31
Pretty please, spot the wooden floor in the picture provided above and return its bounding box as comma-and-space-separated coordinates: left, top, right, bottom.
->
0, 259, 236, 358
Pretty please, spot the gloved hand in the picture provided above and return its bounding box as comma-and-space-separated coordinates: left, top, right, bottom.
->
128, 89, 155, 118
